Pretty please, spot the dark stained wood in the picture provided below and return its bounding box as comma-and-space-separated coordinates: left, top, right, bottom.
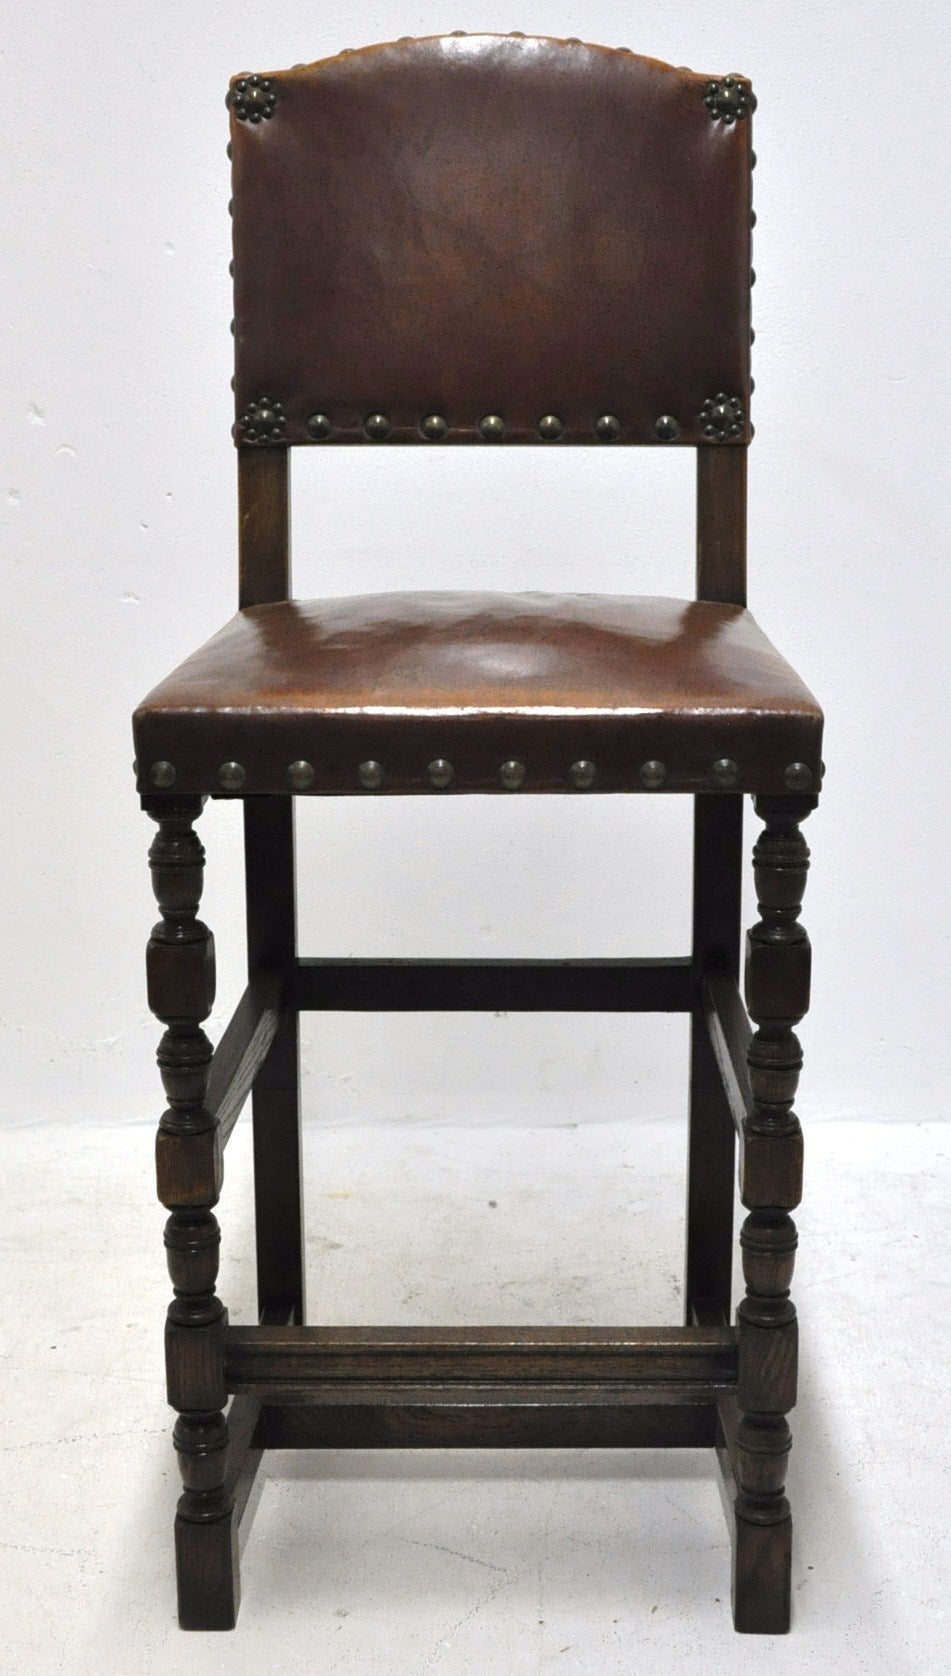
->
714, 1390, 740, 1536
686, 1021, 737, 1323
223, 1394, 264, 1531
206, 971, 282, 1148
244, 798, 305, 1324
144, 794, 238, 1630
692, 806, 744, 984
686, 795, 742, 1324
742, 1123, 804, 1213
702, 965, 753, 1137
225, 1324, 737, 1398
733, 1502, 793, 1634
688, 445, 745, 1327
262, 1402, 717, 1451
247, 1382, 726, 1408
221, 1308, 299, 1542
291, 956, 694, 1013
715, 1391, 792, 1634
238, 448, 289, 608
731, 793, 815, 1634
696, 446, 748, 604
175, 1505, 239, 1633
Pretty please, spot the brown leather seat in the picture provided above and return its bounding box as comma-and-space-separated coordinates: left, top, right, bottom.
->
133, 591, 822, 797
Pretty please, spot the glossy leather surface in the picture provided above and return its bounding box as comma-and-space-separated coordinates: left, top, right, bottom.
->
134, 593, 822, 795
230, 36, 752, 447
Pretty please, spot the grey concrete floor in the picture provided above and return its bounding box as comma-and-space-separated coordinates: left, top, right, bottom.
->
1, 1115, 947, 1674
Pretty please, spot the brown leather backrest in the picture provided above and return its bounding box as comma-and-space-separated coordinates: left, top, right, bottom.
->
230, 34, 753, 449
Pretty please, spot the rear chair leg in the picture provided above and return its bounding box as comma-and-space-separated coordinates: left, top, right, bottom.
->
732, 793, 815, 1633
146, 795, 238, 1630
244, 798, 306, 1324
685, 794, 742, 1325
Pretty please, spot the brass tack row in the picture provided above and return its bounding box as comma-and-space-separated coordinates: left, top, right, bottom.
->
299, 412, 683, 443
144, 759, 815, 793
256, 410, 748, 449
241, 402, 747, 446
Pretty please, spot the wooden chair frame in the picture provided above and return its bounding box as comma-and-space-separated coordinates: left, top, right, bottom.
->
143, 442, 815, 1633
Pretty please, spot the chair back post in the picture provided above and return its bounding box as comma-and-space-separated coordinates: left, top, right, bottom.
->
696, 447, 747, 607
687, 443, 748, 1324
238, 449, 290, 607
692, 440, 748, 981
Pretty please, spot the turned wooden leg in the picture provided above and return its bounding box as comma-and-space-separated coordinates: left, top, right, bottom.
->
732, 793, 815, 1633
146, 795, 238, 1630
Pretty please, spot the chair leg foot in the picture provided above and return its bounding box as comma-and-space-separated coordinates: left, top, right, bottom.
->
731, 1509, 792, 1634
175, 1510, 240, 1630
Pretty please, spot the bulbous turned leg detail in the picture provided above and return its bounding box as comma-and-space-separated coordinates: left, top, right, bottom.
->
145, 795, 237, 1630
733, 793, 815, 1633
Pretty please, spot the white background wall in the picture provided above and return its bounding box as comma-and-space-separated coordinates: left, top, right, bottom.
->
2, 1, 948, 1132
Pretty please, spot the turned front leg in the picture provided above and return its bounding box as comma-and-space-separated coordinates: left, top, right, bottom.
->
733, 792, 816, 1633
145, 795, 237, 1630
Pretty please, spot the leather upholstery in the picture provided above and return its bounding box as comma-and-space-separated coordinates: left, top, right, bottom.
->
230, 36, 752, 447
134, 593, 822, 796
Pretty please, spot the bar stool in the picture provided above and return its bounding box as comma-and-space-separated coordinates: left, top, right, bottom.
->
133, 33, 823, 1633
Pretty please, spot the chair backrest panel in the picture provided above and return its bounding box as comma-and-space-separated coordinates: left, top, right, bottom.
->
230, 35, 753, 449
